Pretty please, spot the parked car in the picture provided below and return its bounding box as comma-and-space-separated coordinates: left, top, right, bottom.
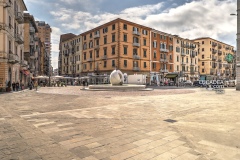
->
193, 80, 206, 87
184, 80, 193, 86
229, 80, 236, 87
193, 80, 199, 87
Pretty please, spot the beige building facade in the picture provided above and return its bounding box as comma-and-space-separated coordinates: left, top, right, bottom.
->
0, 0, 27, 91
23, 13, 38, 86
36, 21, 52, 76
173, 36, 199, 81
194, 37, 235, 80
61, 35, 82, 77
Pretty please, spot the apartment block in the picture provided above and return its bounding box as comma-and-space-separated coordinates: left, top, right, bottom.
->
150, 30, 174, 84
36, 21, 52, 76
59, 33, 77, 75
173, 36, 199, 81
0, 0, 27, 91
23, 13, 38, 86
60, 34, 82, 77
80, 18, 151, 77
194, 37, 235, 80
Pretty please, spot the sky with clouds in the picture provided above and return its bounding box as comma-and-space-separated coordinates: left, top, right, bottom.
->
24, 0, 237, 69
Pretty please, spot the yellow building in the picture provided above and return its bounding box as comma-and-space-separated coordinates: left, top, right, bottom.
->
80, 18, 151, 78
194, 37, 235, 80
0, 0, 27, 91
173, 36, 199, 81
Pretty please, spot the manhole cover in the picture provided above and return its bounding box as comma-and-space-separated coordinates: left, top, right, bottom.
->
163, 119, 177, 123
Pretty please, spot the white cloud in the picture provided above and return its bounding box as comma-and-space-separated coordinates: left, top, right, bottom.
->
48, 0, 237, 69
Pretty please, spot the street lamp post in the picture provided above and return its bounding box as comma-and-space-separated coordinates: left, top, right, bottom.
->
232, 0, 240, 90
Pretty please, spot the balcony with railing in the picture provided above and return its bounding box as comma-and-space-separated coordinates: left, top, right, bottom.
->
101, 55, 107, 60
218, 44, 222, 49
181, 61, 186, 65
219, 64, 222, 69
133, 67, 140, 71
212, 64, 217, 68
181, 52, 186, 56
218, 58, 222, 62
190, 63, 195, 66
181, 43, 186, 48
212, 42, 217, 47
64, 61, 68, 65
8, 52, 20, 64
132, 30, 141, 36
133, 55, 140, 60
190, 52, 196, 58
133, 42, 140, 47
218, 50, 222, 55
225, 64, 230, 69
87, 58, 93, 62
212, 49, 217, 54
30, 53, 35, 59
159, 58, 168, 63
21, 60, 28, 67
30, 27, 35, 34
160, 69, 168, 73
15, 34, 24, 44
15, 12, 24, 24
212, 56, 217, 61
210, 69, 215, 75
94, 33, 100, 38
190, 70, 195, 74
94, 45, 99, 50
30, 41, 34, 46
160, 48, 169, 53
30, 65, 35, 72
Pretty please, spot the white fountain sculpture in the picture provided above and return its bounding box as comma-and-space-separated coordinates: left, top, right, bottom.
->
109, 69, 124, 85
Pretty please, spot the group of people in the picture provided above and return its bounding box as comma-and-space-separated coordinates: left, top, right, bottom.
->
11, 81, 23, 91
28, 81, 38, 91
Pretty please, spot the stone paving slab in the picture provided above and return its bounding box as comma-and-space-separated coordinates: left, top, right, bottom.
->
0, 86, 239, 159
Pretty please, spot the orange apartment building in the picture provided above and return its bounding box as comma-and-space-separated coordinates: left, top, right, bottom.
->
150, 30, 174, 84
80, 18, 151, 78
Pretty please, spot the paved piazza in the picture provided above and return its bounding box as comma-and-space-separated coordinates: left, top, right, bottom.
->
0, 86, 240, 160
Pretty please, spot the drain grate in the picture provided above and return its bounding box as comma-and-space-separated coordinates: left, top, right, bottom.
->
163, 119, 177, 123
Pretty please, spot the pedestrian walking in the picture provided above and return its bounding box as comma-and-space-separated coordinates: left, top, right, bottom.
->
82, 80, 86, 89
34, 81, 38, 91
20, 81, 24, 90
16, 81, 19, 91
12, 82, 16, 91
29, 81, 33, 90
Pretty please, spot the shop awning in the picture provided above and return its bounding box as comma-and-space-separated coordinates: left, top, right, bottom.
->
165, 74, 178, 78
22, 70, 30, 76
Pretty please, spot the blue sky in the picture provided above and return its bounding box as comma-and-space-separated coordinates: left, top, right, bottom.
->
24, 0, 237, 69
